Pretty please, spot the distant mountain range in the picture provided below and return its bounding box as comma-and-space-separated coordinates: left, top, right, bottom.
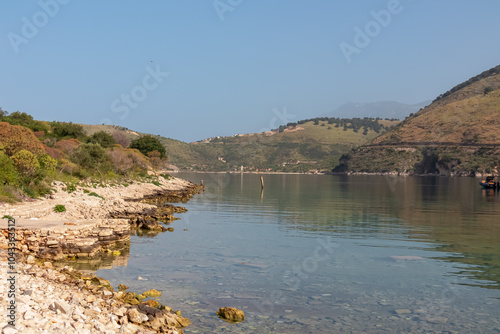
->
329, 100, 431, 120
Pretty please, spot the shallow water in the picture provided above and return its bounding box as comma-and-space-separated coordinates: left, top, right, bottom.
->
97, 173, 500, 333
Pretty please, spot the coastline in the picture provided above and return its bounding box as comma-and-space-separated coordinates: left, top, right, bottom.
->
0, 176, 203, 333
175, 170, 496, 177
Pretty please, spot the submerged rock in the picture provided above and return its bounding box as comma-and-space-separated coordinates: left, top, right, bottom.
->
216, 307, 245, 323
143, 288, 162, 298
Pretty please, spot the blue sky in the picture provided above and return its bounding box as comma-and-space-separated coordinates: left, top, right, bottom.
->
1, 0, 499, 142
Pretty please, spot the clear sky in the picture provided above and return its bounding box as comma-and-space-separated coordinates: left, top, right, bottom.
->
1, 0, 499, 142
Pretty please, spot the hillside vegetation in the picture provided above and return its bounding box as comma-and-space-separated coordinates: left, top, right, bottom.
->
192, 117, 399, 172
81, 117, 399, 173
0, 110, 170, 202
334, 65, 500, 176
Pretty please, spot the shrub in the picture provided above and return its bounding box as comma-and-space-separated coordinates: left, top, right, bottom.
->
0, 111, 50, 133
107, 147, 134, 175
51, 122, 86, 139
88, 192, 105, 200
484, 86, 494, 95
112, 131, 130, 148
2, 215, 14, 220
0, 153, 18, 185
151, 180, 161, 186
88, 131, 115, 148
70, 143, 108, 170
147, 150, 165, 171
0, 122, 45, 156
54, 204, 66, 212
43, 145, 64, 160
39, 154, 57, 172
54, 138, 81, 155
11, 149, 40, 177
63, 183, 77, 193
130, 135, 167, 159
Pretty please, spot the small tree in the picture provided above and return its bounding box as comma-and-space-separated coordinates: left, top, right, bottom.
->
130, 135, 167, 159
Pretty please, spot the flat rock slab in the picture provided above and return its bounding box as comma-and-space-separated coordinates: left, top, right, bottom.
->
0, 218, 104, 231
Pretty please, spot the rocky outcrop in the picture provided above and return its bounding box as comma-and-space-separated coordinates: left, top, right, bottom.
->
216, 307, 245, 323
0, 219, 130, 260
140, 184, 204, 204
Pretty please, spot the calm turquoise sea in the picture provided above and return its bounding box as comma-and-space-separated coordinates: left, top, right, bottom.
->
97, 173, 500, 333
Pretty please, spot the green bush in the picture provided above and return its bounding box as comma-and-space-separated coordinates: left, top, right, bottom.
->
0, 111, 50, 133
88, 131, 115, 148
39, 154, 58, 172
54, 204, 66, 212
64, 183, 77, 193
2, 215, 14, 220
11, 149, 40, 177
484, 86, 494, 95
71, 143, 108, 169
0, 153, 18, 185
130, 135, 167, 159
88, 192, 105, 200
50, 122, 86, 140
151, 180, 161, 186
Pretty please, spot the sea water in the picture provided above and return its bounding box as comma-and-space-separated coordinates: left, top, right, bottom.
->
97, 173, 500, 333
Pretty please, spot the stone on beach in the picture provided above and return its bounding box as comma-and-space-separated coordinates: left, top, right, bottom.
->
127, 308, 149, 324
0, 260, 191, 334
0, 177, 201, 334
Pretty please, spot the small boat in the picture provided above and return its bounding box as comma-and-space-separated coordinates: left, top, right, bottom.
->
479, 176, 498, 189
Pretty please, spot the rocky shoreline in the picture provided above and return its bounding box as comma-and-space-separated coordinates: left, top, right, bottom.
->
0, 176, 204, 333
0, 259, 191, 334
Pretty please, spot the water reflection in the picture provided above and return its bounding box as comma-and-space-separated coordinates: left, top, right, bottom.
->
56, 241, 131, 272
94, 173, 500, 333
178, 173, 500, 290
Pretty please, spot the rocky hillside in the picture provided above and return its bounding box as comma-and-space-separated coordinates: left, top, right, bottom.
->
334, 65, 500, 176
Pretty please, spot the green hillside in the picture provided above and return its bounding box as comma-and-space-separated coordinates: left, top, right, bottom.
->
81, 118, 399, 173
194, 118, 399, 172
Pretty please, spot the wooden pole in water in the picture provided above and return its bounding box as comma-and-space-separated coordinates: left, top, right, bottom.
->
260, 176, 264, 190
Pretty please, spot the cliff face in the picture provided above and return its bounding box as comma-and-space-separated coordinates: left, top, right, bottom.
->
334, 65, 500, 176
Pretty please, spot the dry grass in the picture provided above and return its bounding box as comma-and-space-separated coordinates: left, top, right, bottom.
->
374, 74, 500, 145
